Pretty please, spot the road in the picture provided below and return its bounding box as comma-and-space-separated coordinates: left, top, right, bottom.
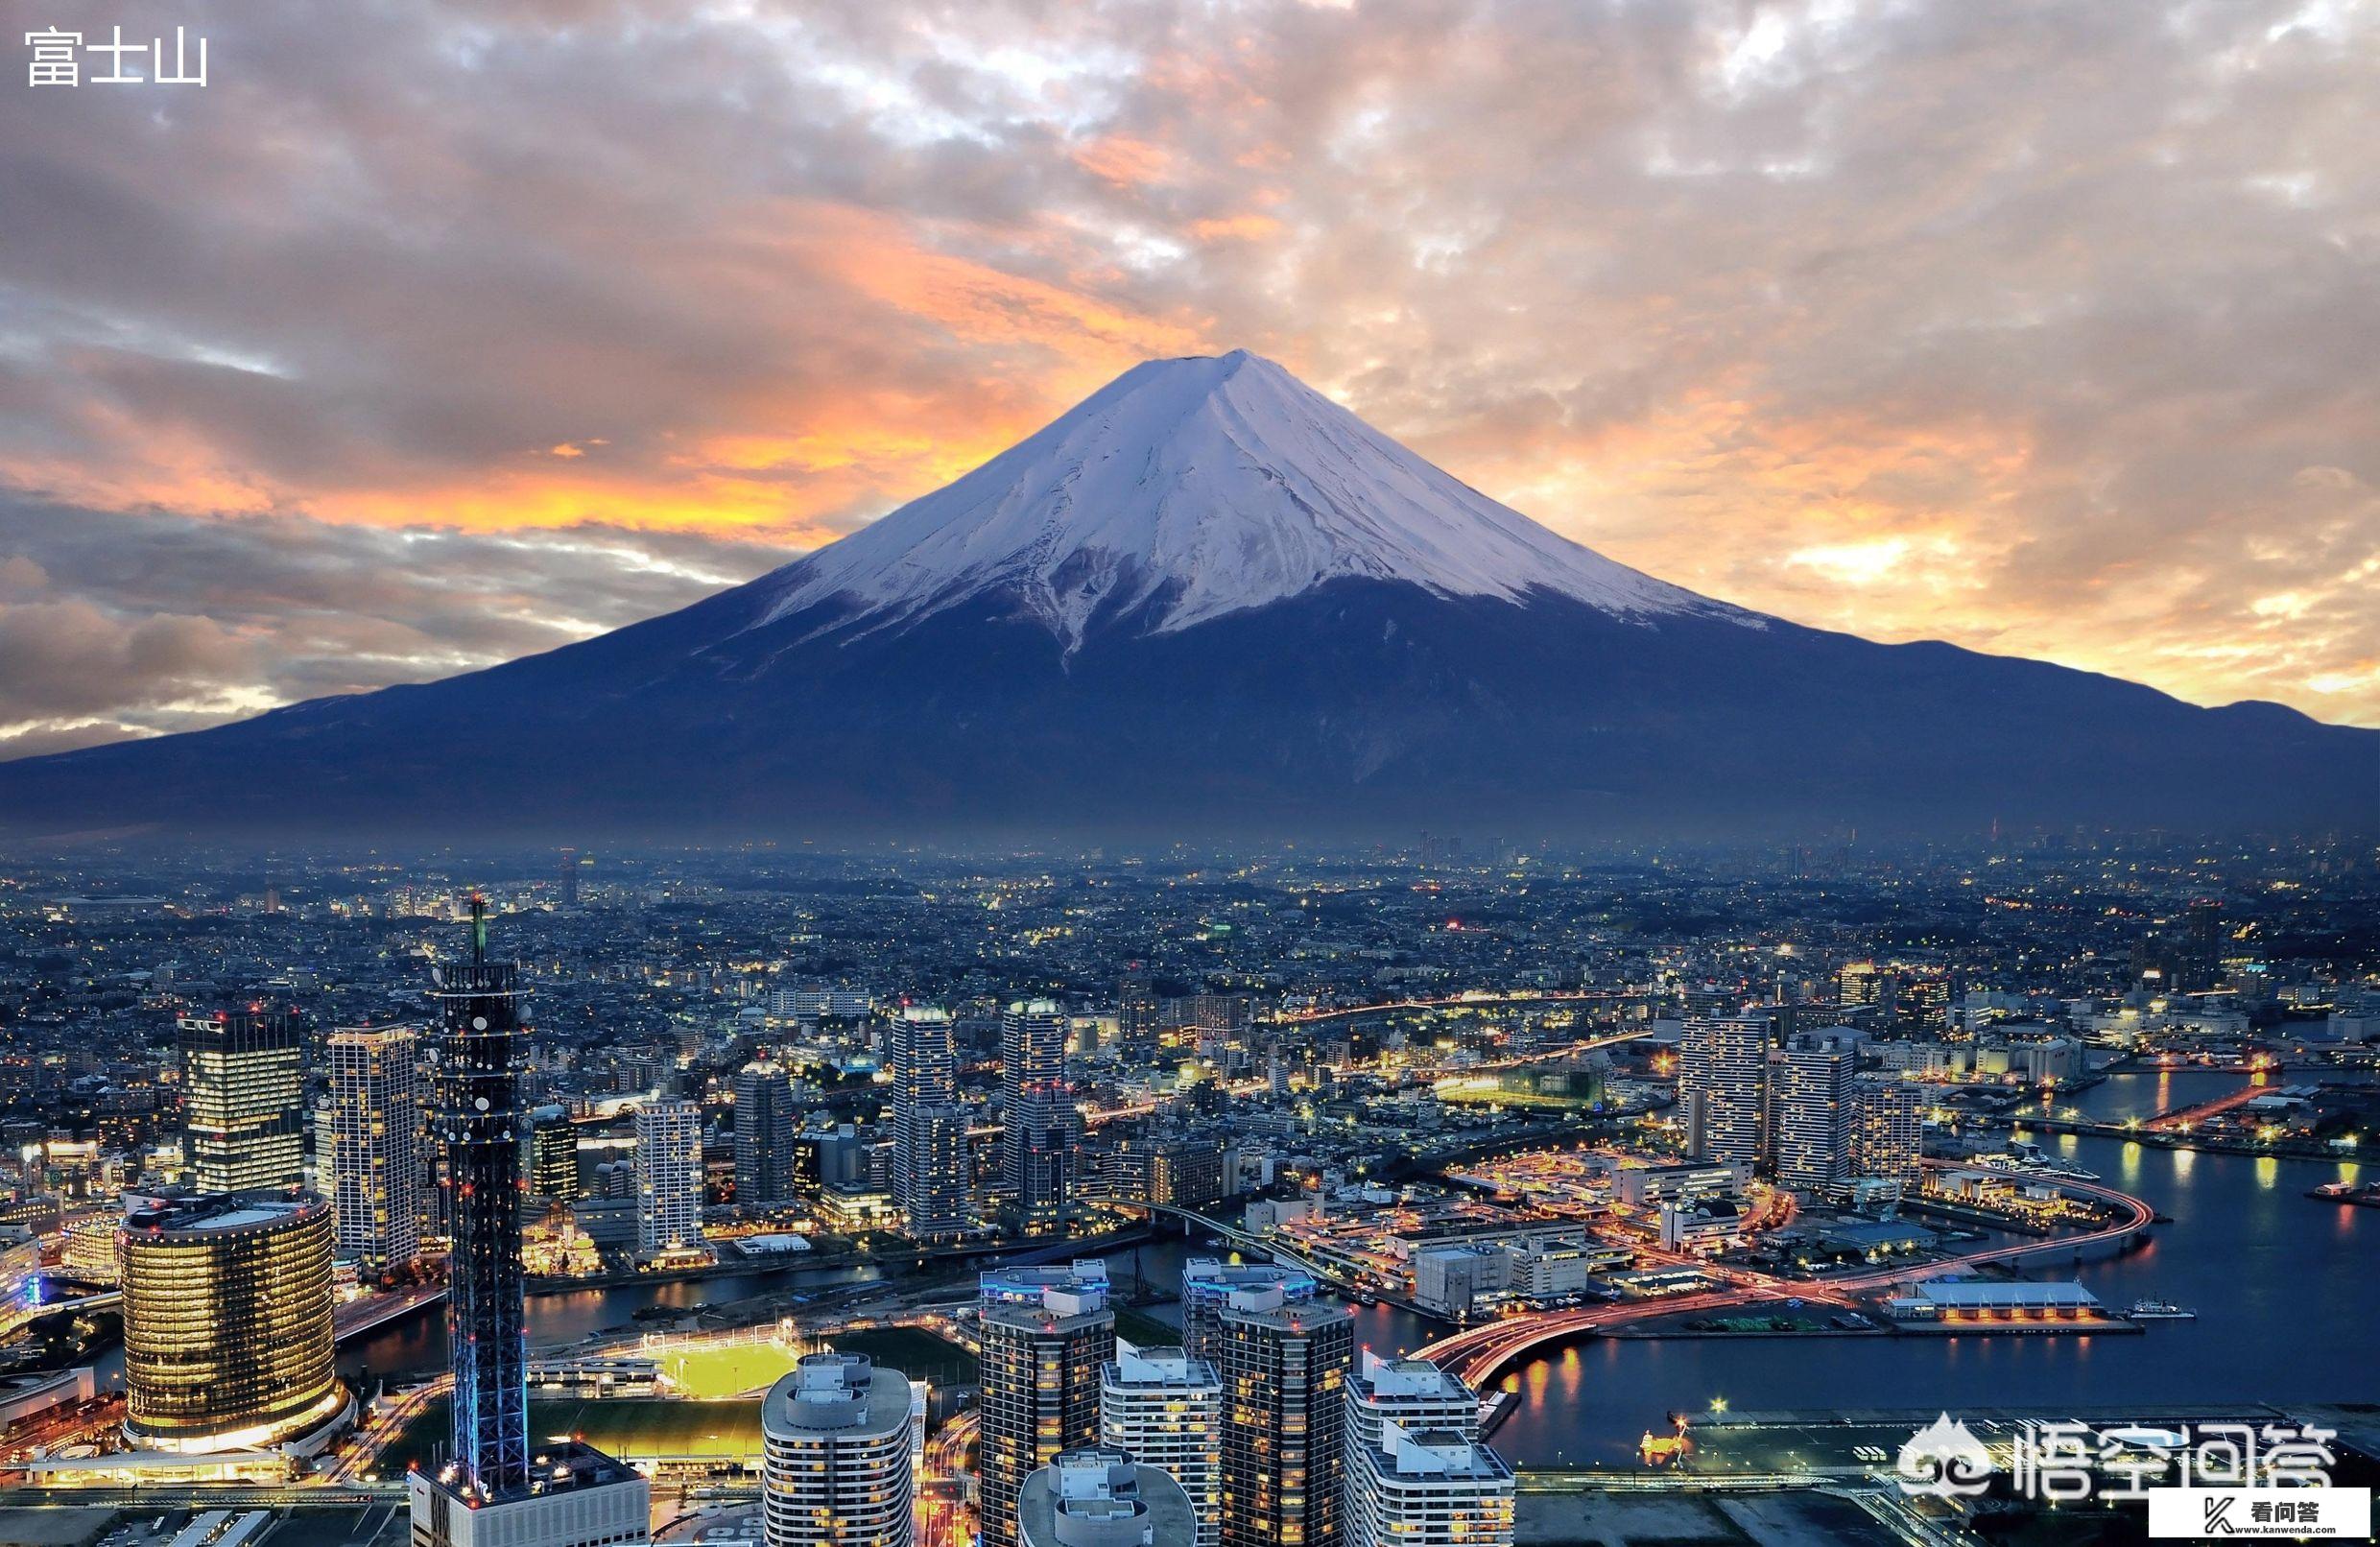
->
1270, 990, 1648, 1026
322, 1375, 451, 1485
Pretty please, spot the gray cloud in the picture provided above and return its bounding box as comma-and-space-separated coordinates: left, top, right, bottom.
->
0, 498, 794, 751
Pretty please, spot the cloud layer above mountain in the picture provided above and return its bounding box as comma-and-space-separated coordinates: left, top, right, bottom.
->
3, 0, 2375, 754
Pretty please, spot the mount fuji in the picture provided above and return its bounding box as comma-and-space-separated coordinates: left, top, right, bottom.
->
3, 350, 2375, 842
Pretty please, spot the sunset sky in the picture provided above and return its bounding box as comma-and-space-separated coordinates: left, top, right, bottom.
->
4, 0, 2376, 758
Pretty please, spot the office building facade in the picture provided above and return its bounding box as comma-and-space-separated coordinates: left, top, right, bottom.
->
179, 1009, 306, 1195
118, 1190, 347, 1453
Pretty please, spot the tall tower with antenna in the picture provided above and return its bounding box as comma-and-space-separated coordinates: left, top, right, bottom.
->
412, 897, 649, 1547
429, 893, 531, 1500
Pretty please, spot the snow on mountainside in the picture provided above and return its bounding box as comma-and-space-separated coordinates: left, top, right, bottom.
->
748, 349, 1742, 647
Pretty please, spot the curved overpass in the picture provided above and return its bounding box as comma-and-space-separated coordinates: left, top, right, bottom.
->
1076, 1197, 1354, 1291
1417, 1164, 2156, 1390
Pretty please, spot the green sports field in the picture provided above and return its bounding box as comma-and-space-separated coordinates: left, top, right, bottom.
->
657, 1340, 806, 1397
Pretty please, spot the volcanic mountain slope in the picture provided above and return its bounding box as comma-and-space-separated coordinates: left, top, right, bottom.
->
3, 350, 2374, 842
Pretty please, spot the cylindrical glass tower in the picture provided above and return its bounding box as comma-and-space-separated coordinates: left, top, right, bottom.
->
119, 1193, 342, 1451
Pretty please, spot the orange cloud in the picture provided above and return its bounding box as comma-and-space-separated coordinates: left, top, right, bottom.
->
1071, 136, 1176, 189
1189, 213, 1283, 242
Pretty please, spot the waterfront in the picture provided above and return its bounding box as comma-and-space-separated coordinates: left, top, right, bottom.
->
1485, 1068, 2375, 1465
330, 1069, 2374, 1469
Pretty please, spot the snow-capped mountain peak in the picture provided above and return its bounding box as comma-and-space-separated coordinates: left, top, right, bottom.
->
747, 349, 1728, 645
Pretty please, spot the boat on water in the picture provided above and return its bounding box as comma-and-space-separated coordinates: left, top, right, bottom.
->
2306, 1181, 2380, 1208
2127, 1299, 2197, 1321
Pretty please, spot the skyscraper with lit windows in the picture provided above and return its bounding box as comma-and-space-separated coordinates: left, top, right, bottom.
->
325, 1024, 422, 1274
735, 1057, 797, 1208
118, 1190, 348, 1455
892, 1007, 968, 1242
1215, 1287, 1354, 1547
1678, 1015, 1767, 1168
762, 1353, 916, 1547
637, 1096, 705, 1257
977, 1263, 1116, 1547
179, 1008, 305, 1195
1001, 1000, 1074, 1230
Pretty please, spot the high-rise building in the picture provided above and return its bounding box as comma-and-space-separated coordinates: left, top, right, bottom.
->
1002, 1000, 1075, 1230
1100, 1342, 1223, 1547
118, 1190, 348, 1454
412, 900, 649, 1547
1214, 1287, 1355, 1547
528, 1106, 580, 1203
1343, 1421, 1512, 1547
1179, 1258, 1318, 1369
977, 1264, 1116, 1547
735, 1059, 797, 1209
891, 1007, 969, 1242
179, 1008, 305, 1195
1116, 972, 1160, 1062
559, 847, 579, 909
324, 1025, 423, 1274
1345, 1351, 1477, 1452
427, 899, 535, 1499
636, 1097, 705, 1257
1678, 1016, 1768, 1168
761, 1352, 915, 1547
1772, 1045, 1858, 1192
1019, 1449, 1199, 1547
1089, 1136, 1227, 1210
1851, 1075, 1926, 1184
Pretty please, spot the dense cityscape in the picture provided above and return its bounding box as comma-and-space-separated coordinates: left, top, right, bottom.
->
0, 835, 2374, 1547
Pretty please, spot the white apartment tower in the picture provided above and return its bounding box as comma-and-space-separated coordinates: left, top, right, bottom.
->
761, 1353, 916, 1547
1345, 1350, 1478, 1452
1344, 1420, 1512, 1547
1099, 1341, 1223, 1547
634, 1097, 704, 1257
